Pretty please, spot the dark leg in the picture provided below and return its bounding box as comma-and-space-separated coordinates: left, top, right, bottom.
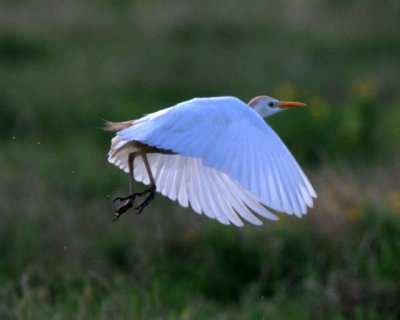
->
135, 185, 156, 214
112, 152, 157, 220
113, 152, 137, 221
134, 153, 156, 214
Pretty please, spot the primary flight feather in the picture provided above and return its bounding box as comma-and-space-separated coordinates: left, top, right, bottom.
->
106, 95, 317, 226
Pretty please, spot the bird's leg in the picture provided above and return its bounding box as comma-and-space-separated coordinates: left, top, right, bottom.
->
113, 152, 137, 220
134, 153, 156, 214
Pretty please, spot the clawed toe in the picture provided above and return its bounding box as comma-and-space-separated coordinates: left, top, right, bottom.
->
135, 185, 156, 214
113, 196, 126, 204
113, 198, 134, 221
135, 199, 150, 214
112, 185, 156, 220
113, 212, 122, 222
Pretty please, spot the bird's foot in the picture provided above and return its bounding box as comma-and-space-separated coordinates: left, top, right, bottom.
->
112, 185, 156, 220
112, 194, 138, 221
135, 185, 156, 214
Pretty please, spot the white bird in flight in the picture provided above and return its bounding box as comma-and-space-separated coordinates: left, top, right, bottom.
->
106, 95, 317, 226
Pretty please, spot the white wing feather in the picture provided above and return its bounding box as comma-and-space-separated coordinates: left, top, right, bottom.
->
111, 96, 317, 225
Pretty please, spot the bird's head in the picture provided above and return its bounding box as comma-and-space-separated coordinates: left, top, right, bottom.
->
248, 95, 306, 118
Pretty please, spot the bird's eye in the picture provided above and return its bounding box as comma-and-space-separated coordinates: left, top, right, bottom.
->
268, 102, 275, 107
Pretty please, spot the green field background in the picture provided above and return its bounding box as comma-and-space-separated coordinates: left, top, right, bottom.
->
1, 1, 400, 319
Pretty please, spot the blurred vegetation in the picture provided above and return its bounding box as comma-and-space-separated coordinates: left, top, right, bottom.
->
1, 0, 400, 319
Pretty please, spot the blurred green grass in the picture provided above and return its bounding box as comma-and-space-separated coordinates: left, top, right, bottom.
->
1, 0, 400, 319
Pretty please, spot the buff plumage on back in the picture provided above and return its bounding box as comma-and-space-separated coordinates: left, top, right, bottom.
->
104, 120, 135, 132
108, 96, 317, 226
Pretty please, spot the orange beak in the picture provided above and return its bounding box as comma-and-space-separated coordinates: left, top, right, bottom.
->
278, 101, 306, 108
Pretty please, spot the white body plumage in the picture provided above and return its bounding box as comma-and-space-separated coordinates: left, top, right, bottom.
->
107, 96, 317, 226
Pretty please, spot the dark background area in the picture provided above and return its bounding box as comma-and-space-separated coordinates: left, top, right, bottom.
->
1, 0, 400, 319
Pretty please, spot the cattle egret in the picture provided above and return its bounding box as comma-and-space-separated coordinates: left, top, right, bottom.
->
106, 96, 317, 226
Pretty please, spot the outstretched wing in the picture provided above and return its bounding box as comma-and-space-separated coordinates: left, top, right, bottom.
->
114, 96, 317, 224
